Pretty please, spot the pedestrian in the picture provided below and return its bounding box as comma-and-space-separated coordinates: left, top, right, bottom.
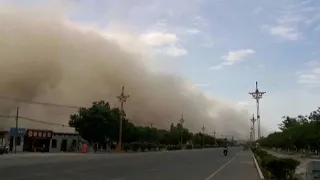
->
42, 144, 45, 153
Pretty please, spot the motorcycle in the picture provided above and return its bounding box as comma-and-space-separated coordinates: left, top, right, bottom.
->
223, 149, 228, 156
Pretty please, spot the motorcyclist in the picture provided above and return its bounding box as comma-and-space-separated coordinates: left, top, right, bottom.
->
223, 145, 228, 154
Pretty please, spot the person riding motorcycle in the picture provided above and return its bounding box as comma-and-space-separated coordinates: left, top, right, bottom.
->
223, 145, 228, 155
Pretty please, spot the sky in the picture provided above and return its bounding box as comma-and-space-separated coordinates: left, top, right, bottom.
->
2, 0, 320, 135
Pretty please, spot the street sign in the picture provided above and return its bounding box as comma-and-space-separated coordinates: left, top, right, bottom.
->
9, 127, 27, 136
27, 130, 52, 138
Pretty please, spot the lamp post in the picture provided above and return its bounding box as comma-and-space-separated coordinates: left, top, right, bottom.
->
116, 86, 129, 152
202, 125, 205, 148
179, 113, 184, 149
249, 81, 266, 140
250, 114, 256, 141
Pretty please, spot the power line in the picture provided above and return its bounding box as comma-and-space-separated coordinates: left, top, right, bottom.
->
20, 116, 71, 127
0, 114, 71, 127
0, 96, 86, 109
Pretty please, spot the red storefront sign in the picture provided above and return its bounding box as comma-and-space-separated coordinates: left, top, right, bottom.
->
27, 130, 52, 138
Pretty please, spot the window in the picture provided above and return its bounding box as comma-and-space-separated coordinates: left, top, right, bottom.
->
51, 139, 57, 148
15, 137, 21, 146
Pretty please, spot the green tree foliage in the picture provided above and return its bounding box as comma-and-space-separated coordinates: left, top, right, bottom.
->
69, 101, 231, 149
252, 148, 300, 180
259, 107, 320, 154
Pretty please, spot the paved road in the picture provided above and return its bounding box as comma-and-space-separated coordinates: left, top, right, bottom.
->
0, 147, 260, 180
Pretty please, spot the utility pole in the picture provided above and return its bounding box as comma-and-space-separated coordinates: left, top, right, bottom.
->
179, 113, 184, 149
231, 136, 234, 146
14, 107, 19, 154
202, 125, 205, 148
213, 130, 216, 146
249, 81, 266, 140
250, 127, 253, 142
250, 114, 256, 141
116, 86, 129, 152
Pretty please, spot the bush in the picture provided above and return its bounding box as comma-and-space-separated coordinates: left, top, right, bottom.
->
167, 145, 181, 151
193, 144, 202, 149
186, 144, 193, 149
253, 148, 300, 180
158, 144, 165, 150
140, 143, 147, 152
266, 158, 300, 180
146, 143, 156, 151
110, 143, 116, 150
123, 143, 131, 152
130, 142, 140, 152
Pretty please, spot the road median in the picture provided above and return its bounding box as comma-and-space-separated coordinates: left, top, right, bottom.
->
252, 147, 301, 180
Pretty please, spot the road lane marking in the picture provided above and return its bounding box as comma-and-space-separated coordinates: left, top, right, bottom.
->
203, 155, 236, 180
148, 168, 158, 171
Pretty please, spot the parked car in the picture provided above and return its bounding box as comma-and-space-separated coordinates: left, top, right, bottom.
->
0, 145, 9, 154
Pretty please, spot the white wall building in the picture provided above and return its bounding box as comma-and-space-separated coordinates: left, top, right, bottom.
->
0, 128, 26, 152
0, 127, 80, 153
0, 132, 22, 151
50, 132, 79, 152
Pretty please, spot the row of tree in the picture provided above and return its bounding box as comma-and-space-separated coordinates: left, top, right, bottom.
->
258, 107, 320, 153
68, 101, 232, 150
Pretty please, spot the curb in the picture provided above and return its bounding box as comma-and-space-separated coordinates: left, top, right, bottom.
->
252, 154, 265, 180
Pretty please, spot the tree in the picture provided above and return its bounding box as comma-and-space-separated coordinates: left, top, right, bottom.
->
69, 100, 231, 151
259, 107, 320, 155
278, 116, 299, 131
69, 101, 119, 147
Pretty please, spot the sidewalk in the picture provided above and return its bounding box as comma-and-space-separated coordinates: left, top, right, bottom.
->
0, 152, 87, 160
269, 149, 320, 159
211, 151, 261, 180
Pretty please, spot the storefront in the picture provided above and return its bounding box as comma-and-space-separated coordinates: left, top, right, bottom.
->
23, 129, 53, 152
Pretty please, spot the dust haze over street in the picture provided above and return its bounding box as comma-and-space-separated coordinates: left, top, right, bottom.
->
0, 2, 262, 180
0, 2, 251, 138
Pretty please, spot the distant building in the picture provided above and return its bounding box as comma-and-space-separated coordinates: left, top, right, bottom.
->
0, 127, 81, 153
50, 132, 79, 152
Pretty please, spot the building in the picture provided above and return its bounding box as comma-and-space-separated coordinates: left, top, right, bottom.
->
0, 131, 7, 147
0, 127, 80, 153
50, 132, 79, 152
23, 129, 53, 152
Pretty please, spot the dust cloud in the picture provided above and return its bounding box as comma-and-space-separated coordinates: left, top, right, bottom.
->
0, 4, 251, 139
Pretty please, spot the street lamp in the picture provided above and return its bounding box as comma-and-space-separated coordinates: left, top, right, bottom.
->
250, 114, 256, 141
116, 86, 129, 152
249, 81, 266, 140
202, 125, 205, 148
179, 113, 184, 149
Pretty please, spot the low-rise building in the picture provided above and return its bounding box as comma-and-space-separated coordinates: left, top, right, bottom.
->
24, 129, 53, 152
0, 127, 80, 153
50, 132, 79, 152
